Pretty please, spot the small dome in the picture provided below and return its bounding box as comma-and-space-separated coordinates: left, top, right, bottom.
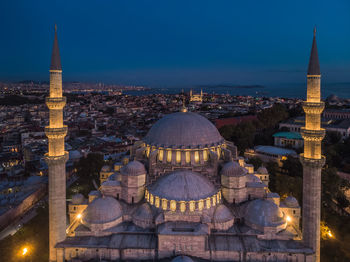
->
221, 161, 247, 177
83, 197, 122, 224
283, 196, 299, 208
101, 165, 111, 172
148, 170, 217, 201
71, 193, 85, 204
120, 161, 146, 176
171, 256, 194, 262
213, 204, 234, 223
133, 203, 153, 221
245, 199, 285, 227
143, 112, 224, 149
257, 166, 268, 174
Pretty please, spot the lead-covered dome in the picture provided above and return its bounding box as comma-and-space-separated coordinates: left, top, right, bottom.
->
221, 161, 247, 177
148, 170, 218, 201
245, 199, 285, 229
143, 112, 224, 148
82, 196, 122, 224
120, 160, 146, 176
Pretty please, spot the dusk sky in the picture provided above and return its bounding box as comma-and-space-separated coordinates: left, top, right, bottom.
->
1, 0, 349, 87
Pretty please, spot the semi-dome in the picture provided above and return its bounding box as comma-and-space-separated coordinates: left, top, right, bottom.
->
221, 161, 247, 177
83, 196, 122, 224
283, 196, 299, 208
120, 160, 146, 176
148, 170, 218, 201
143, 112, 224, 148
171, 256, 194, 262
133, 203, 153, 221
245, 199, 285, 228
213, 204, 234, 223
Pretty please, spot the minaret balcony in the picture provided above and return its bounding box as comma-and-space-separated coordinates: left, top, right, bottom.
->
300, 154, 325, 168
46, 97, 66, 109
45, 126, 68, 139
45, 151, 69, 165
300, 128, 325, 141
302, 101, 324, 114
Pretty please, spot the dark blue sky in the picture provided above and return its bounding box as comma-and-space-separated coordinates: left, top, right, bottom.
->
0, 0, 349, 87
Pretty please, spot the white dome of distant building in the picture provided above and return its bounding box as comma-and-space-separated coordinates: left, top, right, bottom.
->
171, 256, 194, 262
148, 170, 218, 201
82, 197, 122, 224
245, 199, 285, 230
221, 161, 247, 177
120, 160, 146, 176
143, 112, 224, 149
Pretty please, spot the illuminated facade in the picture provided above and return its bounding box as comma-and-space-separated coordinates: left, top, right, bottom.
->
46, 25, 68, 262
300, 28, 325, 262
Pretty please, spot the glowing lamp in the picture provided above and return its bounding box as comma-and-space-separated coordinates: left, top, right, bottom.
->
286, 216, 292, 222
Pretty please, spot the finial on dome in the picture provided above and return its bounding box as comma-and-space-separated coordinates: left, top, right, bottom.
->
180, 97, 188, 113
313, 26, 316, 37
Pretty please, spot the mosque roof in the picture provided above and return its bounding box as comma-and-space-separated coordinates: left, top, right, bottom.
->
213, 204, 234, 223
50, 25, 62, 70
221, 161, 247, 177
120, 160, 146, 176
148, 170, 217, 201
143, 111, 224, 149
132, 203, 153, 222
307, 28, 320, 75
71, 193, 85, 205
245, 199, 285, 228
282, 196, 299, 208
83, 196, 122, 224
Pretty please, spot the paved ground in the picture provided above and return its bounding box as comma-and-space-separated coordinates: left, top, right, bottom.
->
0, 174, 78, 240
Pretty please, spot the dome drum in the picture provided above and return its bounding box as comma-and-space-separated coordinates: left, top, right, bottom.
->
145, 145, 225, 165
145, 189, 222, 213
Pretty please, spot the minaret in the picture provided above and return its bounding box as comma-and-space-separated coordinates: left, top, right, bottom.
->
300, 28, 325, 262
45, 25, 68, 262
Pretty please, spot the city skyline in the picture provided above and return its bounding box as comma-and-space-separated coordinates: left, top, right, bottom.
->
0, 0, 349, 87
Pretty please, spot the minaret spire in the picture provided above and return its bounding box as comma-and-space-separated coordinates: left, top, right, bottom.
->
50, 24, 62, 71
307, 26, 320, 75
46, 25, 68, 261
300, 28, 325, 262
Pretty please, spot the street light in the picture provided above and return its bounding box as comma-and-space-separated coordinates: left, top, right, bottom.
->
22, 247, 28, 256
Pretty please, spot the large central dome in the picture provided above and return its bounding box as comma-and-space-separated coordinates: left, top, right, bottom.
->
144, 111, 224, 148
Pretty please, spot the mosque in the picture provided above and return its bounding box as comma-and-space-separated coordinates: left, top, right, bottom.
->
46, 27, 324, 262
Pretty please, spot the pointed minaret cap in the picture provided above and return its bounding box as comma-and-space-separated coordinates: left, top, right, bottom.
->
50, 24, 62, 70
307, 27, 320, 75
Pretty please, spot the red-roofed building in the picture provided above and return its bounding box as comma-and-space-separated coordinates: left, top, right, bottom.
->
214, 115, 257, 129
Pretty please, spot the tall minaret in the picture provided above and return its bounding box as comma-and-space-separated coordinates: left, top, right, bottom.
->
45, 25, 68, 262
300, 28, 325, 262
